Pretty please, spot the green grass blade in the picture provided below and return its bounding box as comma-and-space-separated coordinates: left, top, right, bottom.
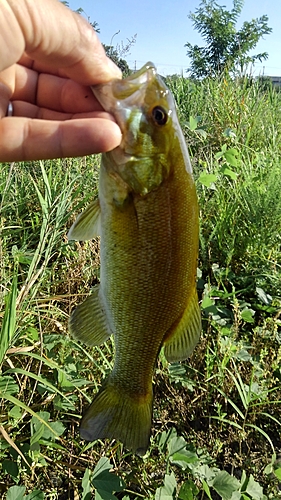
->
0, 269, 18, 366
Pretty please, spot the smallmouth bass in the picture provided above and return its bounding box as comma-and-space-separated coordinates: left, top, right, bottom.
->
68, 62, 201, 455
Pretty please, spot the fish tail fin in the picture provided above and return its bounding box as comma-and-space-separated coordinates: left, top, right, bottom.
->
80, 378, 153, 456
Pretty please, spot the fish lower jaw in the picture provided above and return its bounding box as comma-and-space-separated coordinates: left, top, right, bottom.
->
110, 145, 151, 165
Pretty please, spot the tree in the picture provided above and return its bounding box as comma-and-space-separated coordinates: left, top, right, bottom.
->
185, 0, 272, 78
103, 45, 130, 74
62, 2, 134, 74
103, 34, 137, 75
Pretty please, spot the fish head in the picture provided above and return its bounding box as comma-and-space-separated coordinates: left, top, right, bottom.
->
92, 62, 190, 195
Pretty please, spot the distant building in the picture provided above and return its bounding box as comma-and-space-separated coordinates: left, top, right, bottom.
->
267, 76, 281, 88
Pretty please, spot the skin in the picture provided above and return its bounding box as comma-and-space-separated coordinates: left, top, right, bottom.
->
0, 0, 122, 161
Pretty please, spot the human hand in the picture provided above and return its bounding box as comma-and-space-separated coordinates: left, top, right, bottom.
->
0, 0, 122, 162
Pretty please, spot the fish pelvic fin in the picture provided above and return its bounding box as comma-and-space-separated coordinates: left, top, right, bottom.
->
164, 290, 201, 363
80, 379, 153, 456
68, 199, 101, 241
69, 285, 111, 346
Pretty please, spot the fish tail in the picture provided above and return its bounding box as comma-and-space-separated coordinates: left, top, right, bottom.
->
80, 378, 153, 456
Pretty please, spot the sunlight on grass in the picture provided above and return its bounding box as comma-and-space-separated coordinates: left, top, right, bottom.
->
0, 75, 281, 498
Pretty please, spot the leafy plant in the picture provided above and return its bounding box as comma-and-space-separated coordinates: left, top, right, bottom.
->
185, 0, 272, 78
1, 71, 280, 498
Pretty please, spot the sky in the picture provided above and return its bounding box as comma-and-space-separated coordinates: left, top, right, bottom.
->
68, 0, 281, 76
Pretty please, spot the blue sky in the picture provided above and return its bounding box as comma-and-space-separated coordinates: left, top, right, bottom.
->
68, 0, 281, 76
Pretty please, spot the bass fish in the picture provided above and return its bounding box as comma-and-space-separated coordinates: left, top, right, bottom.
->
68, 62, 201, 455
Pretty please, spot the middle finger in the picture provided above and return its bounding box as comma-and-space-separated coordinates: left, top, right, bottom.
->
13, 64, 104, 113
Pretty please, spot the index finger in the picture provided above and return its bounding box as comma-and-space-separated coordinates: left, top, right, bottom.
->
2, 0, 121, 85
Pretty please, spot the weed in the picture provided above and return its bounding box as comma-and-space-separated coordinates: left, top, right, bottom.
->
1, 75, 281, 498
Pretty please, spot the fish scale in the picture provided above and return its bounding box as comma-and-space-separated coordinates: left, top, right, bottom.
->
68, 62, 201, 455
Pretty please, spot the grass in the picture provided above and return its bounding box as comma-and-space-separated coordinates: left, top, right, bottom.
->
0, 74, 281, 499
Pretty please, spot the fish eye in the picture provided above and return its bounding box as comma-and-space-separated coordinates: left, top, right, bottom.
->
151, 106, 168, 126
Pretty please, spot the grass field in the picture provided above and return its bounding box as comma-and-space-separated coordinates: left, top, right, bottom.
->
0, 73, 281, 499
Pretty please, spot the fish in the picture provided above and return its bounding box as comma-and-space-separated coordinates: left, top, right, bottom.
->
68, 62, 201, 456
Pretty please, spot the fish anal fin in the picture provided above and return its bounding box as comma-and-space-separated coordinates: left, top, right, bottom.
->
164, 291, 201, 363
80, 378, 153, 456
69, 286, 111, 346
68, 199, 101, 241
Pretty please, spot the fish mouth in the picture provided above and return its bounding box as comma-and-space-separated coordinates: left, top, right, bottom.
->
91, 62, 169, 162
91, 62, 157, 113
91, 61, 169, 135
108, 147, 153, 166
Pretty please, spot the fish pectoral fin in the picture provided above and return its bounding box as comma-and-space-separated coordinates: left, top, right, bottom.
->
80, 377, 152, 456
69, 286, 111, 346
68, 199, 101, 241
164, 291, 201, 363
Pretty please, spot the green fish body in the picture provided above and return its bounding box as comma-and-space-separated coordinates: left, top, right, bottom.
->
68, 62, 201, 455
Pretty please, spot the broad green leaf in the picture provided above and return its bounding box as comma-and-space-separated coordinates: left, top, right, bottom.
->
263, 453, 276, 475
170, 450, 198, 470
223, 128, 236, 138
224, 152, 238, 167
157, 427, 178, 452
93, 471, 125, 494
227, 148, 239, 155
256, 287, 272, 305
6, 486, 26, 500
95, 490, 117, 500
2, 459, 19, 481
230, 492, 242, 500
189, 116, 198, 131
53, 394, 77, 412
201, 296, 215, 309
92, 457, 111, 477
235, 349, 252, 362
82, 468, 93, 500
198, 173, 218, 188
47, 421, 65, 438
202, 480, 212, 500
31, 412, 49, 447
58, 370, 76, 389
196, 128, 208, 138
0, 376, 19, 395
215, 151, 224, 159
212, 471, 240, 500
24, 491, 44, 500
245, 474, 264, 500
220, 166, 238, 180
167, 435, 188, 456
155, 473, 177, 500
8, 405, 23, 421
274, 468, 281, 480
194, 464, 217, 482
178, 480, 199, 500
155, 490, 174, 500
0, 395, 61, 442
241, 308, 255, 323
92, 459, 125, 495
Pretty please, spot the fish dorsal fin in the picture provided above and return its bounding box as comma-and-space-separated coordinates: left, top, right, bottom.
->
69, 285, 112, 346
68, 199, 101, 241
164, 291, 201, 363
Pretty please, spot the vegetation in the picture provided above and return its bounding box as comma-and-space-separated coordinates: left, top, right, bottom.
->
103, 35, 137, 76
1, 72, 281, 499
62, 2, 135, 74
185, 0, 272, 78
